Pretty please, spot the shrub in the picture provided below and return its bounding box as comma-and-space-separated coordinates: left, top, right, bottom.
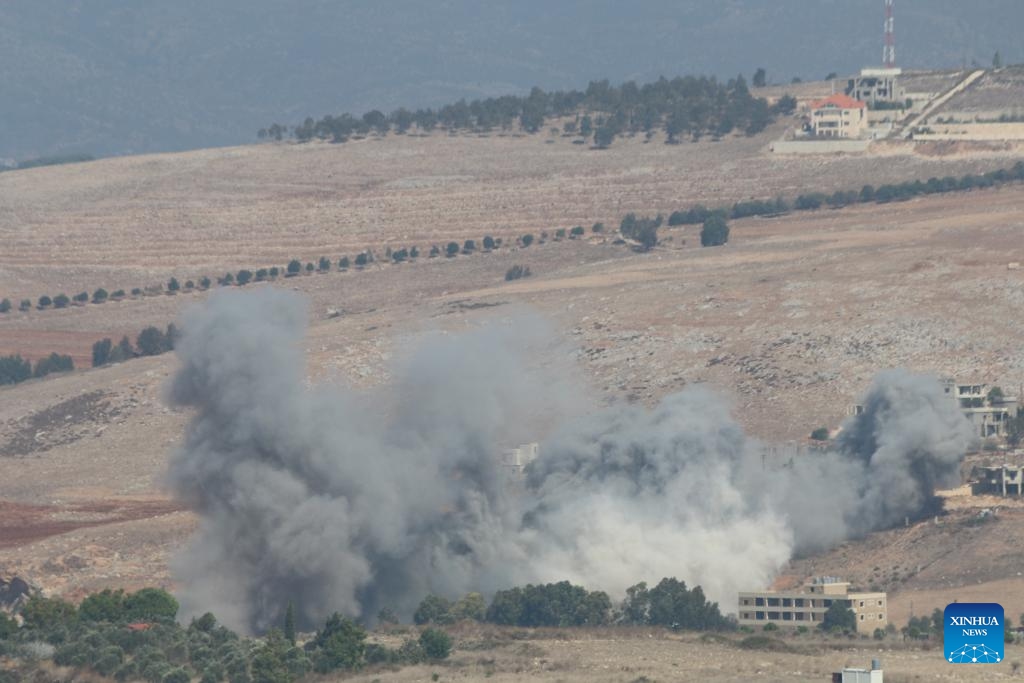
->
410, 246, 420, 258
38, 295, 52, 308
0, 355, 33, 385
419, 628, 452, 660
184, 280, 194, 290
318, 256, 331, 272
762, 622, 779, 632
700, 215, 730, 247
21, 594, 77, 630
305, 262, 314, 273
34, 353, 74, 378
93, 288, 109, 303
0, 298, 10, 313
505, 265, 531, 281
591, 222, 604, 233
137, 327, 167, 356
54, 294, 71, 308
554, 228, 566, 240
286, 259, 301, 276
112, 289, 126, 299
312, 614, 366, 672
414, 595, 451, 625
199, 277, 211, 290
463, 239, 476, 253
521, 234, 534, 247
19, 299, 31, 311
429, 245, 440, 257
446, 242, 460, 257
354, 252, 369, 267
570, 225, 585, 237
338, 256, 350, 270
92, 339, 113, 368
269, 266, 279, 278
255, 268, 268, 281
482, 235, 496, 250
168, 277, 180, 293
72, 291, 89, 304
810, 427, 829, 441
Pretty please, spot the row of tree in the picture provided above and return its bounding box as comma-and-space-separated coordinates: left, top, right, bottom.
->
0, 588, 449, 683
667, 161, 1024, 227
92, 324, 179, 368
0, 352, 74, 386
412, 578, 731, 631
268, 74, 792, 148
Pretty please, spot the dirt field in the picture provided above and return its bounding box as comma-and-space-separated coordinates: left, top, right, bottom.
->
2, 126, 1024, 679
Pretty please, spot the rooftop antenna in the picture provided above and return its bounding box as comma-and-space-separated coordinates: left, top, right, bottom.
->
883, 0, 896, 68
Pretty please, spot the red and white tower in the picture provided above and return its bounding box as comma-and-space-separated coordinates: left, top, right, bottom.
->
883, 0, 896, 68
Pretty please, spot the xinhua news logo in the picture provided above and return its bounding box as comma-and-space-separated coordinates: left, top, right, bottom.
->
944, 602, 1004, 664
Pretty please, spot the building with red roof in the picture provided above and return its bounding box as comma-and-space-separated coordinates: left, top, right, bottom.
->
809, 94, 867, 139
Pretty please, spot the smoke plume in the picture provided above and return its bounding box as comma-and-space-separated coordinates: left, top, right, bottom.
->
166, 288, 976, 632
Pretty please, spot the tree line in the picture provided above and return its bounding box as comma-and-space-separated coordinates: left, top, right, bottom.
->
412, 577, 730, 631
667, 161, 1024, 227
0, 577, 727, 683
265, 74, 794, 149
0, 353, 74, 386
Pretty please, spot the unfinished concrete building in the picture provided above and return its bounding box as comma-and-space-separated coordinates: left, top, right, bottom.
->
847, 68, 904, 106
738, 577, 887, 635
971, 464, 1024, 497
500, 442, 539, 475
941, 379, 1020, 439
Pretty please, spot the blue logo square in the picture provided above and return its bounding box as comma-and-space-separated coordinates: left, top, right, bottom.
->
944, 603, 1004, 663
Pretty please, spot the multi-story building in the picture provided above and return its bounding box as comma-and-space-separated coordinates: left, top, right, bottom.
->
847, 67, 904, 105
738, 577, 887, 635
809, 94, 867, 138
500, 442, 539, 475
941, 379, 1019, 439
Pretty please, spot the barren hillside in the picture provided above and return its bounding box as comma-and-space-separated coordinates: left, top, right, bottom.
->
2, 131, 1024, 666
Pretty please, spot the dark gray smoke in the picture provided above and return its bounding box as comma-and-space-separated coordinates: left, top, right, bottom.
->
166, 288, 976, 632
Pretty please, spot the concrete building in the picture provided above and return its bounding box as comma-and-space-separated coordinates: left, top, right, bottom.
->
738, 577, 887, 635
847, 67, 904, 106
809, 94, 867, 138
970, 464, 1024, 497
500, 442, 539, 475
941, 379, 1019, 439
832, 660, 884, 683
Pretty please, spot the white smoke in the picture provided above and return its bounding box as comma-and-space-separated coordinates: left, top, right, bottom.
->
165, 288, 976, 633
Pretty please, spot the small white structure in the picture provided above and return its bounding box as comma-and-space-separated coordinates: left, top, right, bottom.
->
501, 442, 539, 474
833, 659, 883, 683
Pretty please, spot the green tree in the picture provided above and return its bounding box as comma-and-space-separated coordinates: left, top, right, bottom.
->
54, 293, 70, 308
0, 298, 10, 313
122, 588, 179, 622
338, 256, 350, 270
446, 242, 460, 257
450, 592, 487, 622
988, 386, 1005, 405
21, 594, 77, 630
269, 267, 280, 279
591, 222, 604, 233
199, 276, 211, 290
34, 353, 74, 378
38, 295, 52, 309
463, 239, 476, 253
168, 277, 180, 293
700, 215, 730, 247
752, 68, 767, 88
419, 628, 452, 660
570, 226, 585, 238
19, 299, 31, 311
251, 629, 291, 683
993, 51, 1003, 68
0, 611, 17, 639
593, 124, 616, 148
92, 338, 113, 367
414, 595, 451, 625
305, 262, 315, 273
810, 427, 829, 441
521, 234, 534, 247
482, 235, 496, 250
318, 256, 331, 272
821, 601, 856, 632
621, 582, 650, 624
137, 327, 167, 356
110, 335, 135, 362
429, 245, 440, 257
236, 269, 253, 286
255, 268, 268, 281
579, 115, 593, 138
184, 280, 195, 290
312, 614, 366, 672
0, 355, 32, 385
79, 588, 127, 622
284, 603, 296, 646
354, 252, 369, 266
286, 259, 301, 276
92, 288, 109, 303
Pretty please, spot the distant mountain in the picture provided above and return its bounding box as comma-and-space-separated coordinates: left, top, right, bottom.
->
1, 0, 1021, 160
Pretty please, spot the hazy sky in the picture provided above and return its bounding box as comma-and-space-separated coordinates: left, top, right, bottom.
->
1, 0, 1020, 159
